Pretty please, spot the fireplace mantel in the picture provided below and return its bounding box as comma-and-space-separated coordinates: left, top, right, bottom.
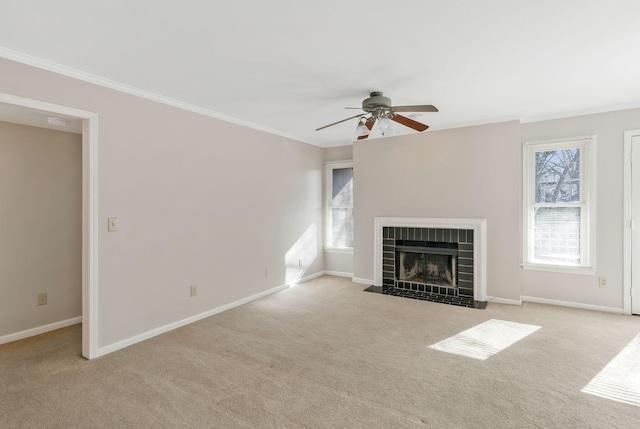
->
373, 217, 487, 301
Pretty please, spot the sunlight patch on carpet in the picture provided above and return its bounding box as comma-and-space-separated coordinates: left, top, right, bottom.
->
582, 334, 640, 407
428, 319, 541, 360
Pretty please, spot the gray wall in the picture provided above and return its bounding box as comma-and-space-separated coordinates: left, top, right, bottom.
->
0, 58, 324, 348
353, 109, 640, 309
0, 121, 82, 337
323, 145, 353, 162
2, 53, 637, 348
521, 108, 640, 309
353, 121, 523, 301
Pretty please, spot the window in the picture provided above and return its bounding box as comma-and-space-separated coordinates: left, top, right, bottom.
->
325, 161, 353, 251
523, 136, 596, 273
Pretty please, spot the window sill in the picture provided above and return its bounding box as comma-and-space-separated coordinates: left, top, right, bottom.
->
522, 262, 596, 276
324, 247, 354, 255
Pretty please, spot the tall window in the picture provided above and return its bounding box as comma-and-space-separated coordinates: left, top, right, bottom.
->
325, 161, 353, 251
523, 136, 596, 273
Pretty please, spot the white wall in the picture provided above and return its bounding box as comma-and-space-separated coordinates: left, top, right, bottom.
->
353, 121, 523, 301
0, 121, 82, 337
521, 108, 640, 309
0, 58, 324, 349
323, 145, 354, 275
323, 145, 353, 163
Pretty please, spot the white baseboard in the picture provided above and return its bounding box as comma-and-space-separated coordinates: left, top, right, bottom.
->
352, 277, 374, 285
297, 270, 361, 282
486, 296, 523, 306
297, 271, 325, 284
521, 296, 623, 314
0, 316, 82, 346
97, 283, 289, 357
324, 270, 353, 278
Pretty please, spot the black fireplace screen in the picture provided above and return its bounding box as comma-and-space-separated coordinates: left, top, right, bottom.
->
397, 251, 456, 287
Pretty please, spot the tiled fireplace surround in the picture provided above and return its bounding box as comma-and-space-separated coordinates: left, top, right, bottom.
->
383, 226, 474, 297
373, 217, 487, 304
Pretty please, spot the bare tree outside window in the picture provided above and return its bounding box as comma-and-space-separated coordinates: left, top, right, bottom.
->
533, 148, 582, 264
535, 149, 580, 203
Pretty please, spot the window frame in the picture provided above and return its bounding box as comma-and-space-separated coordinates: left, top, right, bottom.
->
324, 160, 354, 253
522, 135, 596, 275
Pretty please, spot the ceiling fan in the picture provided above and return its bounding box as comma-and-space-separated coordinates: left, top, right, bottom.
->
316, 91, 438, 140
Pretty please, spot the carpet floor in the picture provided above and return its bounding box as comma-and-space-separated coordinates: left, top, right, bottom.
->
2, 275, 640, 428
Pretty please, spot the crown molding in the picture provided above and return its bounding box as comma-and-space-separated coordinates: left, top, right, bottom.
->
0, 47, 318, 146
520, 101, 640, 124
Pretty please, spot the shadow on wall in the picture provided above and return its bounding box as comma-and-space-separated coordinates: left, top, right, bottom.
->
285, 224, 318, 287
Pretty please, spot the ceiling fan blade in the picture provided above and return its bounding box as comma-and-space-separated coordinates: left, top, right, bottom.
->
365, 118, 376, 130
344, 107, 363, 110
316, 113, 366, 131
391, 114, 429, 132
392, 105, 439, 113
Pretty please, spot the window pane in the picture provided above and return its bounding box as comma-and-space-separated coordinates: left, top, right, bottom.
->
332, 208, 353, 248
535, 148, 580, 203
332, 168, 353, 205
534, 207, 580, 264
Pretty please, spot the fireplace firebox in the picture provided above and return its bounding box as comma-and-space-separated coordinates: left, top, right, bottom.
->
396, 242, 458, 287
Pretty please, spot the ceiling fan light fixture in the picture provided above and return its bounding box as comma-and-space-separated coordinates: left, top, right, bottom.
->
380, 127, 395, 137
377, 116, 394, 136
354, 119, 370, 137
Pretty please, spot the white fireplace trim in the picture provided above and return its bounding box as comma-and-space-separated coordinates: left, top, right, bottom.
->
373, 217, 487, 302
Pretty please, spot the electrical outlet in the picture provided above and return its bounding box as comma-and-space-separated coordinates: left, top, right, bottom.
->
37, 292, 47, 306
190, 284, 197, 297
599, 277, 608, 288
264, 268, 270, 277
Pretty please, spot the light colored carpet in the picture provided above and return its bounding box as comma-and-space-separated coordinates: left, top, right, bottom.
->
428, 319, 541, 360
2, 275, 640, 428
582, 333, 640, 407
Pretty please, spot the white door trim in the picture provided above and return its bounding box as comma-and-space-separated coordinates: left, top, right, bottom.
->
623, 129, 640, 316
0, 93, 99, 358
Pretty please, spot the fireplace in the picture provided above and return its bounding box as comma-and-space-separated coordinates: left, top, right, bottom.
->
396, 242, 457, 287
373, 217, 487, 307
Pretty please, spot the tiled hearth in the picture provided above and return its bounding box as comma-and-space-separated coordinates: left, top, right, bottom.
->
372, 217, 487, 309
364, 284, 482, 308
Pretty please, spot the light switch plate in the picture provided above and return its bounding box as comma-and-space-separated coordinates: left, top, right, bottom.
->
108, 217, 118, 232
37, 292, 47, 306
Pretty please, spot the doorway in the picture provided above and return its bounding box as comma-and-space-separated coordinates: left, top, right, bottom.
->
0, 93, 99, 358
623, 129, 640, 315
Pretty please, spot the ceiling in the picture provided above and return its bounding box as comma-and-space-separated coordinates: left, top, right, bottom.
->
1, 1, 640, 147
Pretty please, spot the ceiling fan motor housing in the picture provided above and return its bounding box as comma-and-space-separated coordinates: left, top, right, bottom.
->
362, 91, 392, 113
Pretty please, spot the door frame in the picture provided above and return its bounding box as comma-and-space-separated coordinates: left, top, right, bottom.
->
623, 129, 640, 315
0, 93, 99, 358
